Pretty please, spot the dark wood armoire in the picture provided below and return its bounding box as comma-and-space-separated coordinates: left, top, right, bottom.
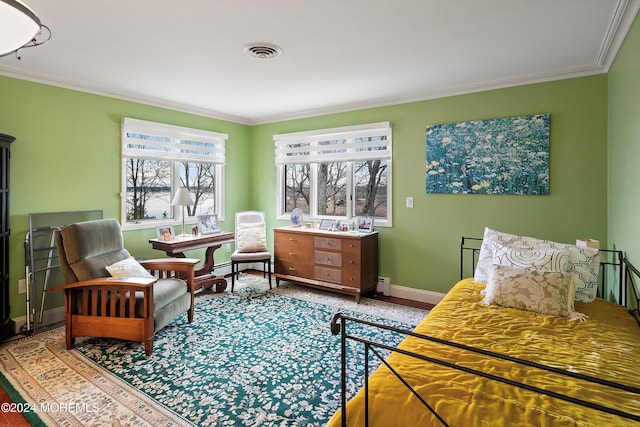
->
0, 134, 16, 339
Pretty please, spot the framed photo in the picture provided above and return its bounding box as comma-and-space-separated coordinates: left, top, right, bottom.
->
356, 217, 374, 233
319, 219, 334, 230
156, 225, 175, 241
290, 208, 303, 226
198, 214, 220, 234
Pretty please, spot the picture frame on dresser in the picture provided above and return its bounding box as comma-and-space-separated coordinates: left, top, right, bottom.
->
357, 217, 373, 232
319, 219, 334, 230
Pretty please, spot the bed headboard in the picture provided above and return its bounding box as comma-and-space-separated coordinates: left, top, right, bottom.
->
459, 236, 630, 308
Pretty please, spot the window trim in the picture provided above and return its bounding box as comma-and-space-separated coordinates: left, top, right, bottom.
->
274, 122, 392, 227
121, 118, 228, 230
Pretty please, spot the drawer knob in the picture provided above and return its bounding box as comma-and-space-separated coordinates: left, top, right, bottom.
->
289, 252, 296, 256
289, 267, 297, 271
349, 260, 355, 264
288, 238, 296, 241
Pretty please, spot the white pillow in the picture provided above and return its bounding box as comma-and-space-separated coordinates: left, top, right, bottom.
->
236, 222, 268, 253
474, 227, 600, 302
483, 264, 585, 320
106, 257, 154, 279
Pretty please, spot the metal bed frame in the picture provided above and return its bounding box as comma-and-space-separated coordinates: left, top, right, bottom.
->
330, 237, 640, 426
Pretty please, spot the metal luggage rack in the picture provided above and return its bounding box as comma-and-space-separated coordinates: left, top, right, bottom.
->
22, 210, 102, 334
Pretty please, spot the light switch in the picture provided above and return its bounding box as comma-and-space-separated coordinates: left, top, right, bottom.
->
406, 197, 414, 208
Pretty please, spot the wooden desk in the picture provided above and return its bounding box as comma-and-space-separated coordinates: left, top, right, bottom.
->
149, 232, 234, 292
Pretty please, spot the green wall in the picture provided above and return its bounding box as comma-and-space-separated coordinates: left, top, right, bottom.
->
0, 76, 252, 318
609, 12, 640, 271
252, 76, 609, 294
0, 67, 611, 320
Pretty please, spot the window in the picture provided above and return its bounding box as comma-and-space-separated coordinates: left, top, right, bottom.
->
121, 118, 227, 229
275, 122, 392, 226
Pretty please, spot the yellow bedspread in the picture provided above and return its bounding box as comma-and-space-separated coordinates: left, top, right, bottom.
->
327, 279, 640, 426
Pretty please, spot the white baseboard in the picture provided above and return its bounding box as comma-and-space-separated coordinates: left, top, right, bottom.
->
216, 261, 233, 276
13, 265, 437, 333
12, 306, 66, 334
389, 284, 445, 306
236, 263, 442, 305
10, 262, 244, 335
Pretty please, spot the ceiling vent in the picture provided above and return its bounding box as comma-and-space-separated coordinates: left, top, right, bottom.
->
244, 43, 283, 59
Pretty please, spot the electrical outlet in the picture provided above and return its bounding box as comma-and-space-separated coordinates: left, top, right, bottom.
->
18, 279, 26, 294
226, 243, 231, 252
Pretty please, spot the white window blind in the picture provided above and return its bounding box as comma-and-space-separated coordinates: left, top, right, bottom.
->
122, 118, 227, 164
274, 122, 391, 165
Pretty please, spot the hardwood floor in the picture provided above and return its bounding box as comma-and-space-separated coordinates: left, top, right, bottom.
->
0, 389, 30, 426
0, 270, 432, 424
240, 269, 436, 310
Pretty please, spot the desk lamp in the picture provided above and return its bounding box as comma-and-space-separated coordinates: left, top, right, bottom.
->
171, 187, 194, 237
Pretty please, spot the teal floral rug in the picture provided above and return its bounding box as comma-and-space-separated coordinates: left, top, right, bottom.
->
73, 278, 426, 426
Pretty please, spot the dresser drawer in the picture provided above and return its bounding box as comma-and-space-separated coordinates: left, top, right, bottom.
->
314, 266, 342, 284
342, 254, 361, 272
275, 244, 313, 264
314, 250, 342, 267
341, 240, 361, 256
274, 232, 313, 263
314, 236, 342, 251
275, 233, 312, 248
341, 270, 361, 289
275, 259, 313, 279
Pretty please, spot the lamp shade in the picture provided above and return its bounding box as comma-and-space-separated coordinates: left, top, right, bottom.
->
0, 0, 42, 56
171, 187, 194, 206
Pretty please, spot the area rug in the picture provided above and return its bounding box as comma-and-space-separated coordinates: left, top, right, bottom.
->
0, 276, 428, 426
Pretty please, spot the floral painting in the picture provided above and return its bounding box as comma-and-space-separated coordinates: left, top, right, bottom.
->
426, 114, 550, 195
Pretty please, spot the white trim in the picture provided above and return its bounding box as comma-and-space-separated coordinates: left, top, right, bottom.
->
389, 284, 445, 306
598, 0, 640, 72
12, 306, 65, 334
2, 0, 638, 131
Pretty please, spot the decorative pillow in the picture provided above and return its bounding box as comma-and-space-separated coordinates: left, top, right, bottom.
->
474, 227, 600, 302
483, 264, 585, 320
106, 257, 154, 278
492, 243, 572, 273
236, 222, 268, 253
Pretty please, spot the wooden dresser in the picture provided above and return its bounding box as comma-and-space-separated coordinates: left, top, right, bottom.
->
274, 226, 378, 302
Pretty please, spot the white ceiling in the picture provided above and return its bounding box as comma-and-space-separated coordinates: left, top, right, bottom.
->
1, 0, 638, 125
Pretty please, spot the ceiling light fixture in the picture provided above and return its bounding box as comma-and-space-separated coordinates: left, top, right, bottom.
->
244, 42, 283, 59
0, 0, 51, 59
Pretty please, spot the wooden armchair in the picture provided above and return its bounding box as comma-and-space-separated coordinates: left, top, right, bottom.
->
52, 218, 199, 356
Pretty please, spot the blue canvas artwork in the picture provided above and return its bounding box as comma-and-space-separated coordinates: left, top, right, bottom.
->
426, 114, 550, 195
